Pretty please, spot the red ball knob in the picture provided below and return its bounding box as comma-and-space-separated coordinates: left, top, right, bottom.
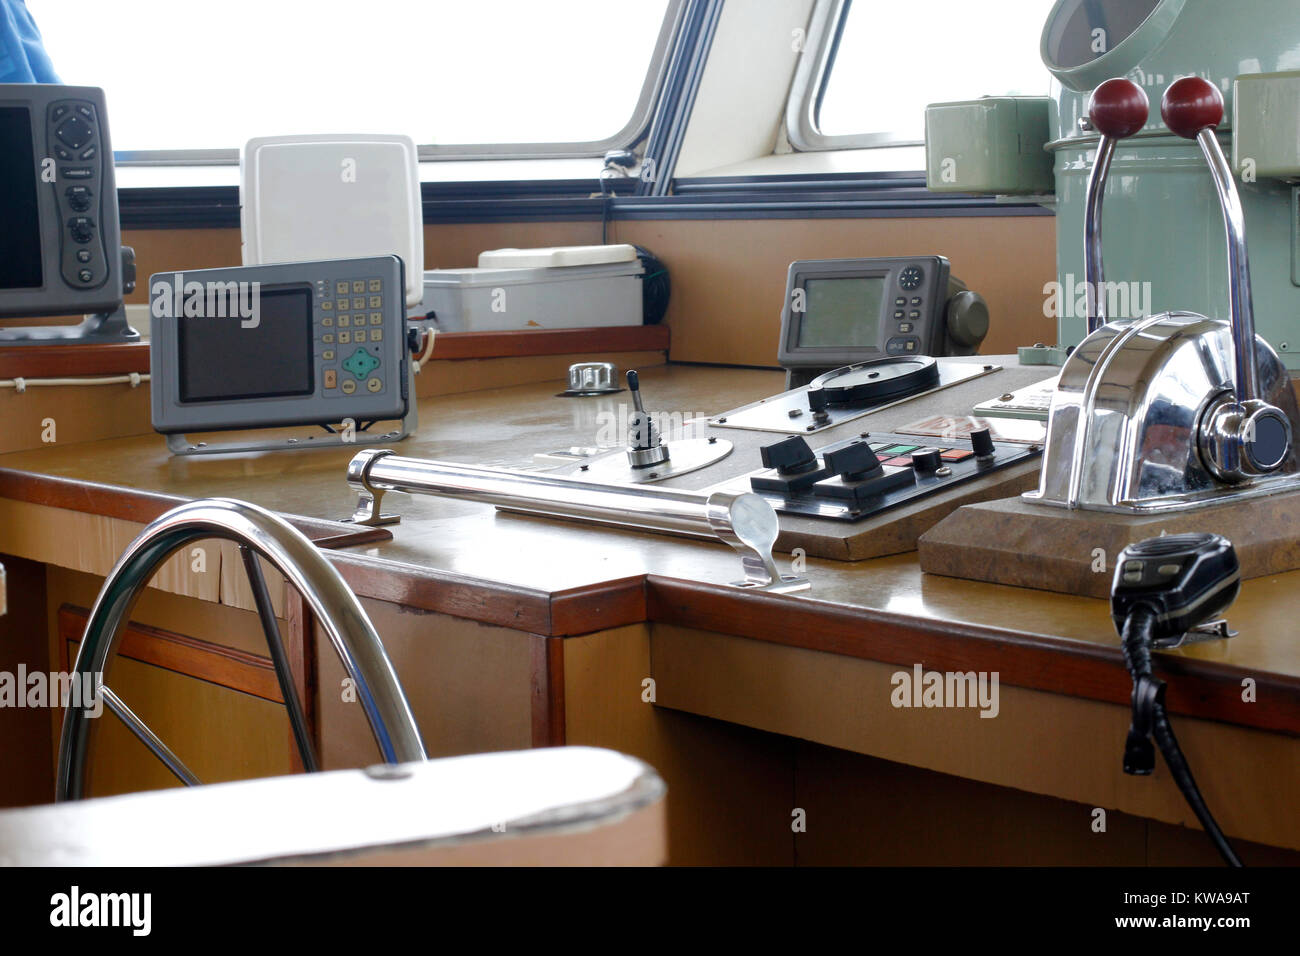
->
1161, 76, 1224, 139
1088, 78, 1149, 138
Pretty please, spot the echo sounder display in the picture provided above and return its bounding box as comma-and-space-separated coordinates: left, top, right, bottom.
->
0, 106, 44, 290
798, 277, 885, 348
178, 286, 314, 402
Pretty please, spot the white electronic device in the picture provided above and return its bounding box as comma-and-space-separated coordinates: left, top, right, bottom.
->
240, 134, 424, 306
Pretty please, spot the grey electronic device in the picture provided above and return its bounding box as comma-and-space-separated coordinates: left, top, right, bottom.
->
0, 83, 137, 343
777, 256, 989, 389
150, 256, 414, 455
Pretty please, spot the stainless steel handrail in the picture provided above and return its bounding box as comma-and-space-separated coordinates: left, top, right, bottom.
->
56, 498, 426, 800
346, 449, 809, 592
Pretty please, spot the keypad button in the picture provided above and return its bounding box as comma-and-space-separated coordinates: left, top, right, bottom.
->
368, 295, 382, 308
352, 280, 365, 293
76, 249, 92, 263
323, 369, 337, 389
338, 331, 351, 344
370, 328, 382, 341
322, 350, 335, 360
893, 311, 905, 320
336, 281, 349, 295
898, 322, 913, 333
368, 279, 381, 292
56, 116, 94, 149
322, 316, 334, 327
323, 333, 334, 344
910, 297, 922, 306
366, 377, 383, 393
369, 312, 382, 325
909, 310, 921, 319
321, 300, 333, 311
341, 379, 357, 394
352, 297, 365, 310
940, 449, 973, 461
337, 315, 350, 327
354, 330, 367, 343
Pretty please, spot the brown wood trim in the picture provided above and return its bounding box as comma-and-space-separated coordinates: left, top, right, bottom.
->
328, 550, 648, 637
644, 577, 1300, 738
0, 342, 150, 378
549, 576, 647, 637
59, 604, 282, 703
529, 636, 566, 747
0, 468, 391, 548
431, 325, 668, 361
284, 591, 319, 773
327, 551, 557, 634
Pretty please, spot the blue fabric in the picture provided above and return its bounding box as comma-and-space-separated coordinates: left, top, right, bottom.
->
0, 1, 59, 82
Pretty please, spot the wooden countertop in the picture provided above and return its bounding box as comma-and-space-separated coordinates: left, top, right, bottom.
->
0, 364, 1296, 736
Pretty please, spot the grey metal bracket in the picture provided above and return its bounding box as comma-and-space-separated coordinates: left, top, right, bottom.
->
165, 400, 417, 457
0, 304, 140, 345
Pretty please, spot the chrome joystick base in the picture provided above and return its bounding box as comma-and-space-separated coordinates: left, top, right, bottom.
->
626, 441, 671, 470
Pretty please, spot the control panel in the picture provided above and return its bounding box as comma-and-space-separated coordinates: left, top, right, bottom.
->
47, 98, 109, 292
732, 429, 1041, 522
150, 255, 409, 438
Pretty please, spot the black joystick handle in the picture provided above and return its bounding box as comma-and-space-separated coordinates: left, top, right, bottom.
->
823, 441, 883, 481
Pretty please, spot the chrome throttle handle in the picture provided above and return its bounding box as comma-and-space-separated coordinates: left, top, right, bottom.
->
1082, 78, 1149, 335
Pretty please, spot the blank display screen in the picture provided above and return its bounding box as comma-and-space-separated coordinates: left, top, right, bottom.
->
178, 286, 314, 402
797, 277, 885, 348
0, 106, 44, 290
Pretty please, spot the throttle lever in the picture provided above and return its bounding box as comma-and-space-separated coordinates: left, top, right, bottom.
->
1082, 78, 1149, 334
1161, 76, 1294, 479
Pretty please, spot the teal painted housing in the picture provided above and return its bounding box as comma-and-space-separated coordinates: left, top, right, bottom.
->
1042, 0, 1300, 366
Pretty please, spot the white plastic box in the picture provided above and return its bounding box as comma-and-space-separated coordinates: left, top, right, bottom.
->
415, 259, 645, 332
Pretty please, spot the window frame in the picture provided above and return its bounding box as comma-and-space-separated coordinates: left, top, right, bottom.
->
786, 0, 929, 152
107, 0, 686, 167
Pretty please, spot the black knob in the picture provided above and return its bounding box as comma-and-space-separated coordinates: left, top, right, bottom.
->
760, 436, 819, 475
68, 217, 94, 244
970, 427, 995, 459
66, 185, 92, 212
912, 447, 942, 474
822, 441, 883, 481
